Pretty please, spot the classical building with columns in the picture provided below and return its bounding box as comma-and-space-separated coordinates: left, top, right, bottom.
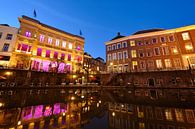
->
105, 25, 195, 73
9, 15, 84, 73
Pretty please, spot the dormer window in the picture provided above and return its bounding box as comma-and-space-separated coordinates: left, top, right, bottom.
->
69, 43, 72, 49
48, 37, 53, 44
40, 34, 45, 42
25, 31, 31, 37
56, 39, 60, 46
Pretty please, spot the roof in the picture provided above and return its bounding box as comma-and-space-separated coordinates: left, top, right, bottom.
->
111, 32, 125, 41
133, 28, 165, 35
0, 24, 10, 27
21, 15, 84, 39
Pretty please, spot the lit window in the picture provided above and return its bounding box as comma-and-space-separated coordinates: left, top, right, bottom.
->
37, 48, 42, 56
54, 52, 58, 59
132, 61, 138, 70
139, 123, 145, 129
182, 32, 190, 40
21, 44, 28, 52
140, 60, 146, 69
162, 47, 169, 55
39, 34, 45, 42
56, 39, 60, 46
147, 60, 155, 68
2, 43, 9, 52
25, 31, 31, 37
130, 40, 135, 46
46, 50, 50, 58
69, 43, 72, 49
173, 58, 181, 68
171, 46, 178, 54
48, 37, 53, 44
131, 50, 137, 58
185, 43, 193, 50
6, 34, 13, 40
175, 109, 184, 122
165, 59, 172, 68
156, 59, 162, 68
165, 109, 173, 121
139, 50, 144, 58
62, 41, 66, 48
61, 53, 65, 60
68, 54, 71, 61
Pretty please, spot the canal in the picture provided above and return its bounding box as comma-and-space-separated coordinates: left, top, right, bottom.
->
0, 87, 195, 129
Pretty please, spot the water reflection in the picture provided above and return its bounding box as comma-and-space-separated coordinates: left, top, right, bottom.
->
0, 88, 195, 129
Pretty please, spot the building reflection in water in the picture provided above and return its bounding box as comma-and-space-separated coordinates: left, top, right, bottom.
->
108, 102, 195, 129
0, 89, 104, 129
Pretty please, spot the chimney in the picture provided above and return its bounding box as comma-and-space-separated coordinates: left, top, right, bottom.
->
117, 32, 120, 36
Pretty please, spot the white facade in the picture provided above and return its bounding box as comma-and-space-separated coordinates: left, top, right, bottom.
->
0, 24, 18, 66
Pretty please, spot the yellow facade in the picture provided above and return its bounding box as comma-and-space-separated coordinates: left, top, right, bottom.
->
9, 16, 84, 73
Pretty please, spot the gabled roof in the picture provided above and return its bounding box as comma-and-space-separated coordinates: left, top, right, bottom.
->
111, 32, 125, 41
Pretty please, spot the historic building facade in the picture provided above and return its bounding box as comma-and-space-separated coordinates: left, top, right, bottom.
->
0, 24, 18, 67
105, 25, 195, 73
9, 15, 84, 73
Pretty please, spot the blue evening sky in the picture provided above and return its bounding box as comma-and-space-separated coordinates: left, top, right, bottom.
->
1, 0, 195, 60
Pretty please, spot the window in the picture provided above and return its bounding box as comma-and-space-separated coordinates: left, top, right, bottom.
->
112, 53, 117, 60
2, 43, 9, 52
61, 53, 65, 60
130, 40, 135, 46
137, 41, 143, 46
146, 49, 153, 57
171, 46, 178, 54
131, 50, 137, 58
62, 41, 66, 48
165, 59, 172, 68
107, 54, 112, 61
139, 123, 145, 129
155, 108, 163, 120
37, 48, 42, 56
156, 59, 163, 68
77, 45, 81, 50
132, 61, 138, 70
68, 54, 71, 61
117, 43, 121, 49
175, 109, 184, 122
139, 50, 144, 58
54, 52, 58, 59
144, 40, 150, 45
123, 42, 127, 48
147, 60, 155, 68
69, 43, 72, 49
46, 50, 50, 58
56, 39, 60, 46
160, 37, 166, 43
112, 44, 116, 50
185, 42, 193, 51
162, 47, 169, 55
182, 32, 190, 40
173, 58, 181, 68
123, 51, 128, 59
154, 48, 160, 56
21, 44, 28, 51
169, 35, 175, 42
25, 31, 31, 37
17, 43, 21, 50
39, 34, 45, 42
140, 60, 146, 69
152, 38, 157, 43
48, 37, 53, 44
0, 32, 2, 38
6, 34, 13, 40
185, 109, 195, 123
118, 52, 122, 60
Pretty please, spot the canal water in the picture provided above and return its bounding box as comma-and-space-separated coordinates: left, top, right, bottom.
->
0, 88, 195, 129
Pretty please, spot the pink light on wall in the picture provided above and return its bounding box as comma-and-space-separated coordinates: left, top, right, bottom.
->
21, 44, 28, 51
44, 105, 52, 116
37, 48, 42, 56
25, 31, 31, 37
34, 105, 43, 119
77, 45, 81, 50
46, 50, 51, 58
22, 106, 33, 120
54, 52, 58, 59
61, 53, 65, 60
58, 63, 65, 73
68, 54, 71, 61
53, 103, 61, 115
